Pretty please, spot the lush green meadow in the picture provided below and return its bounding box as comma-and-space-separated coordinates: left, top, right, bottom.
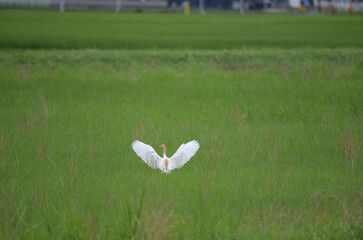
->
1, 48, 362, 239
0, 10, 363, 240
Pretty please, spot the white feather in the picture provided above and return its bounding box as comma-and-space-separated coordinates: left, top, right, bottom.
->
169, 140, 200, 170
131, 140, 161, 169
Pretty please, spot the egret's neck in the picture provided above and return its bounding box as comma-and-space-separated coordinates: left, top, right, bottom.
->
162, 145, 166, 157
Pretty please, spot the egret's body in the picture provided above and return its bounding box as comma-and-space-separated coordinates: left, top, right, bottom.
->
132, 140, 199, 173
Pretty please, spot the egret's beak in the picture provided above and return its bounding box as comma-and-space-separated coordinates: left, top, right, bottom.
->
158, 145, 162, 148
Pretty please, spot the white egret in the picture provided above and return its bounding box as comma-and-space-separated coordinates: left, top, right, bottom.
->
131, 140, 199, 173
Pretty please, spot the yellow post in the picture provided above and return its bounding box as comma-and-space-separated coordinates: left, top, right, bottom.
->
185, 1, 190, 15
299, 4, 306, 13
348, 5, 354, 14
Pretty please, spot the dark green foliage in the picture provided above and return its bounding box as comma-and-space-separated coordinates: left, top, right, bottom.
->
0, 10, 363, 49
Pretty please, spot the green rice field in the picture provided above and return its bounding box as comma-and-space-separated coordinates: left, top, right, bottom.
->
0, 10, 362, 239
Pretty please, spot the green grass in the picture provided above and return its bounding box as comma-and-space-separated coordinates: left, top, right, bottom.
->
0, 10, 363, 49
1, 9, 363, 239
0, 48, 362, 239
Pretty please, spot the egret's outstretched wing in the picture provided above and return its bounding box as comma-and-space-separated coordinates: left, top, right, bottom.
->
132, 140, 161, 169
169, 140, 199, 170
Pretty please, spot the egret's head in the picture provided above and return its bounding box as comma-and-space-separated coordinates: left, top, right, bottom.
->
158, 144, 166, 154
